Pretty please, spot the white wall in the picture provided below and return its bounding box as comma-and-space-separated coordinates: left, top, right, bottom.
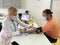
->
0, 0, 21, 8
20, 0, 26, 9
52, 0, 60, 24
25, 0, 51, 26
0, 0, 51, 26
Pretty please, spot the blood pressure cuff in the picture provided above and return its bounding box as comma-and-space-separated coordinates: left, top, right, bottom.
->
36, 27, 42, 33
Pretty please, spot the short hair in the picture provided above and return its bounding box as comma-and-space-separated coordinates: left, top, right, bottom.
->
43, 9, 53, 17
8, 7, 17, 14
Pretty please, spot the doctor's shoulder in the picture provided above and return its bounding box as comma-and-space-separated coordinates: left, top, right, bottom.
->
2, 17, 8, 24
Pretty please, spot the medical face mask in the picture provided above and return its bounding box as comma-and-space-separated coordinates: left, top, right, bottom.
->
42, 17, 46, 21
40, 16, 46, 21
12, 16, 17, 21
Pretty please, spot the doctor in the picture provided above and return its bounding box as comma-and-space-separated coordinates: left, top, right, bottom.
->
0, 7, 31, 45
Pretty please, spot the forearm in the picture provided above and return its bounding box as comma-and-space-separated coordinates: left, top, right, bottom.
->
25, 27, 43, 34
17, 18, 30, 28
25, 30, 36, 34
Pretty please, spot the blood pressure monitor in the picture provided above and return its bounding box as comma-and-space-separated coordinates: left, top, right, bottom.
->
21, 15, 30, 21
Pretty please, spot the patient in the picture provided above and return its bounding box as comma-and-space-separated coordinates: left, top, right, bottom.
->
21, 9, 60, 43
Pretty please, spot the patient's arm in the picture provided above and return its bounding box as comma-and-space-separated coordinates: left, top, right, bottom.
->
25, 27, 42, 34
19, 28, 26, 33
25, 27, 37, 34
26, 30, 36, 34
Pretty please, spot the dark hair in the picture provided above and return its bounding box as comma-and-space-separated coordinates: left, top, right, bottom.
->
43, 9, 53, 17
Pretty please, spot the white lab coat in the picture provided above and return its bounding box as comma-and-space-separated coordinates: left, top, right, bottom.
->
0, 16, 30, 45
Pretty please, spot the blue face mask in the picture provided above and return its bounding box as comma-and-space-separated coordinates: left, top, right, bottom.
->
12, 16, 17, 21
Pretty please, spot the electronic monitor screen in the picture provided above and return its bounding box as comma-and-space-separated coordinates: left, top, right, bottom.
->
21, 15, 30, 21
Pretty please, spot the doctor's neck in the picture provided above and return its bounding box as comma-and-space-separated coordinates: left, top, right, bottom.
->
8, 14, 14, 22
